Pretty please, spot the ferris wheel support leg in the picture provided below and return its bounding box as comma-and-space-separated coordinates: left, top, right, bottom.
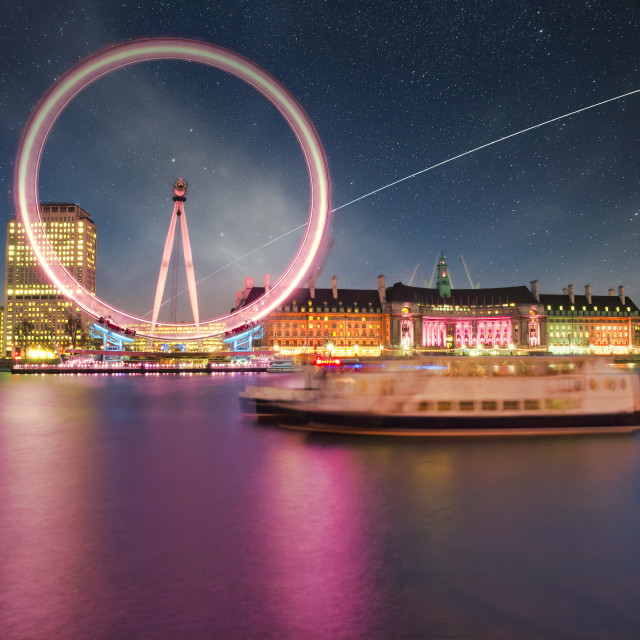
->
179, 204, 200, 335
150, 203, 180, 336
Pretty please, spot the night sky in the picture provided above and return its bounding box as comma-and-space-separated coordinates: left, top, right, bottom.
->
2, 1, 639, 321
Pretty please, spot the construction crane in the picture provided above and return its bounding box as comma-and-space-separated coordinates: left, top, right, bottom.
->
407, 263, 420, 286
460, 254, 479, 289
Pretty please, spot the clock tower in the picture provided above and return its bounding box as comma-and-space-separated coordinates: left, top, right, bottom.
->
436, 251, 451, 298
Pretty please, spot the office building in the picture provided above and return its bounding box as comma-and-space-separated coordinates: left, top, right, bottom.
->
3, 203, 97, 357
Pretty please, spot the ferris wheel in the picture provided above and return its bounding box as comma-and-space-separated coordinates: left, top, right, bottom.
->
15, 38, 331, 341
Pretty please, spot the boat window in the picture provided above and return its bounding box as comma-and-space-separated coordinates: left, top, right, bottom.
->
438, 401, 452, 411
503, 400, 520, 411
524, 399, 541, 410
418, 401, 431, 411
459, 401, 474, 412
621, 378, 627, 390
482, 401, 497, 411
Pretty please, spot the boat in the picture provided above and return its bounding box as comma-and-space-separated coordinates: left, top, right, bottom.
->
240, 363, 321, 417
240, 384, 319, 417
256, 357, 640, 436
266, 359, 301, 373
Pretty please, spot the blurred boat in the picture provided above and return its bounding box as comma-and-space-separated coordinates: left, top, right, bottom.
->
265, 357, 640, 436
266, 359, 301, 373
240, 384, 318, 418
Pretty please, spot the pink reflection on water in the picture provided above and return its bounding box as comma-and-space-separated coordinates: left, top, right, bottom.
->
253, 441, 384, 638
0, 378, 105, 638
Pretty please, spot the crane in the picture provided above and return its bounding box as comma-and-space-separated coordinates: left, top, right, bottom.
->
407, 263, 420, 286
460, 254, 479, 289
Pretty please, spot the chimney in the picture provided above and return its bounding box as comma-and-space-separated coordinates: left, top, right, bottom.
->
568, 284, 575, 305
331, 275, 338, 299
619, 285, 626, 305
264, 274, 270, 294
609, 288, 615, 297
378, 274, 386, 304
243, 277, 254, 301
530, 280, 540, 301
585, 284, 592, 304
235, 290, 243, 308
562, 287, 569, 296
309, 274, 315, 299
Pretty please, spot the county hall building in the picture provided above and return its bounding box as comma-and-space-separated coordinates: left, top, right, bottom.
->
235, 253, 640, 356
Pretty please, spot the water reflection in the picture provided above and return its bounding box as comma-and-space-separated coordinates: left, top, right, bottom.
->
255, 444, 383, 637
0, 376, 106, 638
0, 373, 640, 639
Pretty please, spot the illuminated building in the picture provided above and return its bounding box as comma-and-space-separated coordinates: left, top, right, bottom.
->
127, 320, 226, 353
388, 285, 543, 351
387, 255, 544, 351
540, 284, 640, 355
3, 203, 97, 357
235, 275, 387, 357
233, 254, 638, 357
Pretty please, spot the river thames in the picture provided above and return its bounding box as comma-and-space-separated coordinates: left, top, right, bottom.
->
1, 372, 640, 639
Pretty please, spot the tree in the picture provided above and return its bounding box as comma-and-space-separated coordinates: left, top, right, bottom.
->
64, 313, 82, 349
12, 318, 35, 357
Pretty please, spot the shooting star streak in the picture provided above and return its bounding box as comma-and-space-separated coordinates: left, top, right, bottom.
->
166, 87, 640, 309
332, 87, 640, 212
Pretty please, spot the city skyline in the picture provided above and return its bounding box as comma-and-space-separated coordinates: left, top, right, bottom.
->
2, 2, 639, 322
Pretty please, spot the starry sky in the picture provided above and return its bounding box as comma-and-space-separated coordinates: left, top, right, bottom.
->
2, 1, 639, 321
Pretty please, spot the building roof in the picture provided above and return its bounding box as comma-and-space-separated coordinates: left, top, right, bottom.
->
386, 282, 540, 307
539, 293, 639, 314
239, 286, 384, 311
10, 203, 94, 224
236, 281, 639, 315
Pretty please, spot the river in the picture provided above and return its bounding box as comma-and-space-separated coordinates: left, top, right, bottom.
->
1, 372, 639, 639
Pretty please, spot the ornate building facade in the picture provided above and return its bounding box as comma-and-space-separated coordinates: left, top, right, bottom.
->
386, 254, 544, 351
541, 284, 640, 354
232, 254, 639, 357
238, 275, 386, 357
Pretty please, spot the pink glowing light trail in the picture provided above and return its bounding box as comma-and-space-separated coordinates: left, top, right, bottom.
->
15, 38, 331, 340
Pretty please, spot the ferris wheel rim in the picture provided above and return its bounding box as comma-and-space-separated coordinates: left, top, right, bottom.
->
14, 38, 331, 340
